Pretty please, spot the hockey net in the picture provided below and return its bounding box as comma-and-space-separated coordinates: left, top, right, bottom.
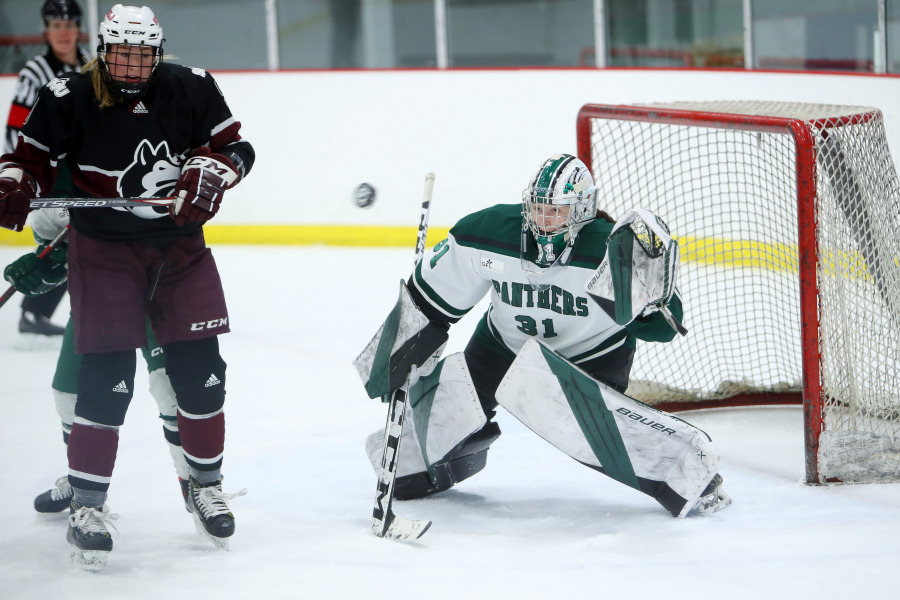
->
577, 101, 900, 484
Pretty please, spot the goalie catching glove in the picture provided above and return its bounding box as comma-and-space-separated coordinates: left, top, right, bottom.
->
170, 148, 239, 227
0, 166, 37, 232
585, 208, 686, 335
4, 241, 68, 296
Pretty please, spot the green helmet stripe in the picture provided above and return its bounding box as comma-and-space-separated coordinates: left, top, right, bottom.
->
534, 154, 575, 196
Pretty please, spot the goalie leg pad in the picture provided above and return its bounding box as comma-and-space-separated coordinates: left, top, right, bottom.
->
365, 352, 497, 498
496, 339, 721, 518
394, 421, 500, 500
354, 280, 449, 399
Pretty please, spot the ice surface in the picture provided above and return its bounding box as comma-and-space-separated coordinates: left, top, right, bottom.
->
1, 245, 898, 599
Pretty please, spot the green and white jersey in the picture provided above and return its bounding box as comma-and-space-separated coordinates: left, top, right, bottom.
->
411, 204, 680, 364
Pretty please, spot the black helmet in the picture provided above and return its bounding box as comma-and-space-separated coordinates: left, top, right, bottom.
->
41, 0, 83, 26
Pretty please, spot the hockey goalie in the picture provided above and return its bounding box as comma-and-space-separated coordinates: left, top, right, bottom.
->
355, 154, 731, 520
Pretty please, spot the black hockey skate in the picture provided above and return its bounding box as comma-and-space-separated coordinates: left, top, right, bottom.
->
15, 311, 65, 350
692, 473, 733, 515
187, 476, 246, 550
19, 311, 65, 336
34, 475, 74, 513
66, 501, 118, 571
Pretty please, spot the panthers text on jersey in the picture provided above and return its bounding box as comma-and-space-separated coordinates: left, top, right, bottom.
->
410, 203, 683, 365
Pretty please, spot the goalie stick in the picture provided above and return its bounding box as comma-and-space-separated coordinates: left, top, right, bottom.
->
30, 197, 175, 210
0, 225, 69, 309
371, 173, 435, 542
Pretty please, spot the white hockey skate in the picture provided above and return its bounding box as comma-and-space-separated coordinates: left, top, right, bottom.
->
66, 501, 118, 571
186, 477, 246, 550
691, 473, 733, 515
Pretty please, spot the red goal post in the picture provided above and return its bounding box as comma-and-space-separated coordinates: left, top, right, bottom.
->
576, 101, 900, 485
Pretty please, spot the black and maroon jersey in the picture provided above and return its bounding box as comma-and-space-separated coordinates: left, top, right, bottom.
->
0, 62, 255, 242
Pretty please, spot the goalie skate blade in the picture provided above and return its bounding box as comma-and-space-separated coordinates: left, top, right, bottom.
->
375, 517, 432, 542
70, 547, 109, 571
696, 490, 733, 515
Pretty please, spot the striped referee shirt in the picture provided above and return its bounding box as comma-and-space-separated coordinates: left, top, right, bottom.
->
4, 46, 89, 154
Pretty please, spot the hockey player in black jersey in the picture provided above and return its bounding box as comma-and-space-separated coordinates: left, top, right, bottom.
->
4, 0, 91, 344
0, 4, 254, 569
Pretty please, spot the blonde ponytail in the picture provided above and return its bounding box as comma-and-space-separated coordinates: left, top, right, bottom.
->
81, 58, 120, 109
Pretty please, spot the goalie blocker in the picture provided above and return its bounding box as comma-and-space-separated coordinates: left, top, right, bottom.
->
354, 280, 449, 399
356, 281, 501, 500
496, 339, 730, 517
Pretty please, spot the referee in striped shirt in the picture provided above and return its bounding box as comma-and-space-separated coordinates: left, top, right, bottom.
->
4, 0, 89, 342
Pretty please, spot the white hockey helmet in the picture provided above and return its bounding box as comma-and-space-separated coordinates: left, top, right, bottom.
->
97, 5, 164, 98
522, 154, 598, 266
99, 5, 162, 46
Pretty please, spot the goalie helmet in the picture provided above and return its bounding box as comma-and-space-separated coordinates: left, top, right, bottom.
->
42, 0, 82, 26
522, 154, 598, 267
97, 4, 164, 98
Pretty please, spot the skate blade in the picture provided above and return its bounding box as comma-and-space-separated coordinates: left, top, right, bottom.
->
695, 490, 733, 515
191, 512, 231, 550
70, 547, 109, 571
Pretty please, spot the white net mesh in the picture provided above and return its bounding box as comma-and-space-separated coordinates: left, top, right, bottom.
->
582, 100, 900, 482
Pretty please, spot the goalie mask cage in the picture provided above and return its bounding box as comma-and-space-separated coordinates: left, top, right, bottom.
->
576, 101, 900, 484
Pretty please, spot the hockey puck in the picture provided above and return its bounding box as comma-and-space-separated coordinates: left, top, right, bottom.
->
354, 183, 376, 208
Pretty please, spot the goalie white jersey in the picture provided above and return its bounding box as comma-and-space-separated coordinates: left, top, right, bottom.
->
358, 160, 725, 522
409, 203, 683, 365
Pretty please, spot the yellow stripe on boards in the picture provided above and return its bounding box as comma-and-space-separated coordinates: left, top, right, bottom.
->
0, 229, 35, 246
678, 236, 799, 272
0, 225, 452, 248
2, 226, 892, 282
201, 225, 452, 247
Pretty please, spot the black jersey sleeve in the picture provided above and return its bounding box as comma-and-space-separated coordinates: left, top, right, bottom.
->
2, 73, 80, 197
193, 70, 255, 180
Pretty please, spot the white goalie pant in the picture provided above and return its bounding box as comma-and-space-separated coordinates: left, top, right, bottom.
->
366, 353, 489, 494
496, 339, 720, 518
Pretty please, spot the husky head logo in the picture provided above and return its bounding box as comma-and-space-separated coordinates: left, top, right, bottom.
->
117, 140, 182, 219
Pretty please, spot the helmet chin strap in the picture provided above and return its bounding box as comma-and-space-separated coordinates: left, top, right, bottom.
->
520, 228, 577, 291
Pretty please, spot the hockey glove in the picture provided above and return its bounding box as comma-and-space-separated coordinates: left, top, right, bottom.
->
170, 148, 239, 227
0, 167, 37, 232
585, 208, 686, 335
3, 242, 68, 296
